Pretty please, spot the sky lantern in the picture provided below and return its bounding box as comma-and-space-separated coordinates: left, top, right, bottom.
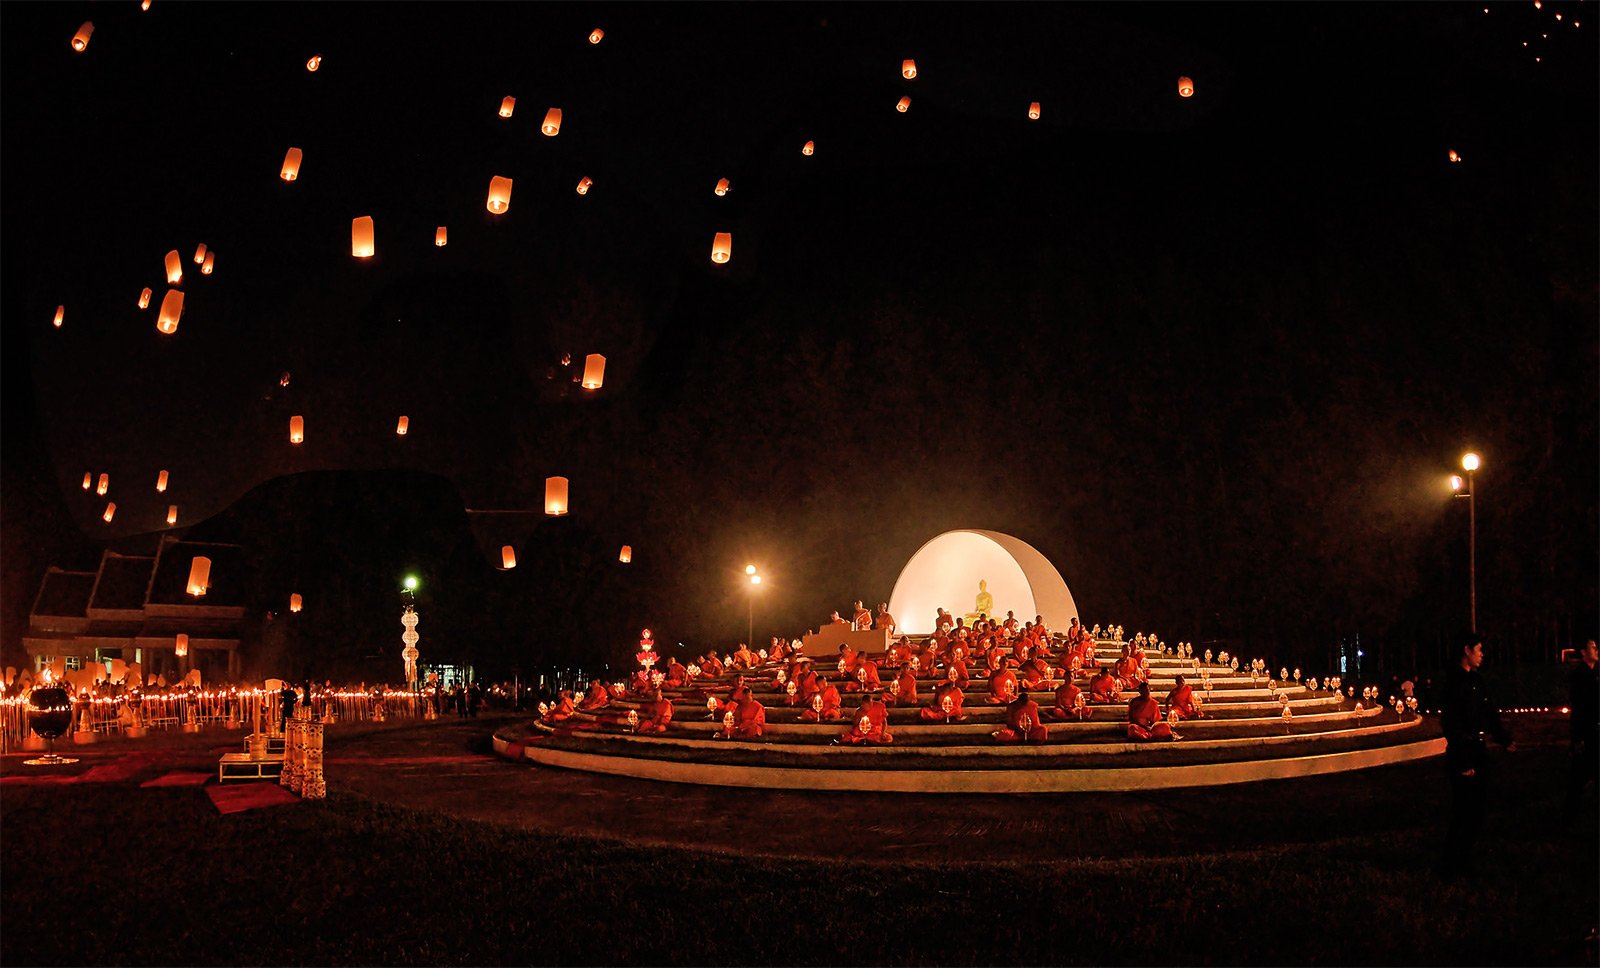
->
581, 354, 605, 389
351, 216, 375, 257
97, 473, 109, 496
157, 289, 184, 334
81, 473, 91, 490
142, 0, 151, 10
711, 231, 732, 264
52, 305, 64, 328
396, 415, 409, 435
544, 476, 569, 515
281, 147, 303, 181
576, 176, 593, 195
289, 415, 304, 443
156, 470, 169, 492
896, 96, 911, 112
486, 176, 512, 214
501, 546, 517, 569
306, 55, 321, 72
186, 556, 211, 597
1178, 75, 1195, 98
1029, 101, 1041, 120
289, 593, 303, 613
71, 22, 93, 52
1448, 149, 1462, 163
435, 226, 448, 247
541, 108, 563, 136
801, 140, 815, 155
202, 251, 216, 275
279, 371, 291, 387
174, 634, 188, 658
193, 243, 207, 264
103, 502, 116, 523
138, 287, 152, 309
589, 28, 604, 44
165, 251, 183, 284
902, 58, 917, 79
619, 545, 632, 563
167, 505, 178, 525
715, 177, 730, 196
499, 96, 516, 118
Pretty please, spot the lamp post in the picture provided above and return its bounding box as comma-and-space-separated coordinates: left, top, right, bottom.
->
745, 564, 762, 646
1451, 452, 1481, 633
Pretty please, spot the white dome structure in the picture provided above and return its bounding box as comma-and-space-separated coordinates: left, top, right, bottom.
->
887, 530, 1079, 635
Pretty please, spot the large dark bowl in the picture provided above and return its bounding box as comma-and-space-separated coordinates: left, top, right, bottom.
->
28, 687, 74, 740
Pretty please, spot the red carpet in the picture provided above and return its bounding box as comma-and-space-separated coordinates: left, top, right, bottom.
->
75, 754, 154, 783
141, 771, 212, 788
206, 782, 301, 815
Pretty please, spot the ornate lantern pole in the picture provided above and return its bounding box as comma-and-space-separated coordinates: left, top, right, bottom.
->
400, 576, 421, 691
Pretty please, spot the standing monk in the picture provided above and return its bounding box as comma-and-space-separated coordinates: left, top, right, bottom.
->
852, 600, 873, 631
877, 603, 897, 637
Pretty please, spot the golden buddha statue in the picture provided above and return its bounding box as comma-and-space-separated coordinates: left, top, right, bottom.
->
964, 579, 994, 626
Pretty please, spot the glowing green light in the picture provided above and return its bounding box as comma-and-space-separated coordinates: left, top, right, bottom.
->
403, 576, 419, 591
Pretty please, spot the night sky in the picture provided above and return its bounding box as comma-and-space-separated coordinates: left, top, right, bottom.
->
3, 2, 1595, 678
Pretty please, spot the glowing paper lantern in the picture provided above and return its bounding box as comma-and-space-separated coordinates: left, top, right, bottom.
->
142, 0, 151, 10
202, 251, 215, 275
714, 178, 730, 196
902, 59, 917, 79
81, 473, 91, 490
896, 96, 911, 112
97, 474, 109, 496
187, 557, 211, 596
71, 22, 93, 52
157, 289, 184, 334
396, 416, 409, 435
156, 470, 169, 492
167, 505, 178, 525
138, 287, 152, 309
1448, 149, 1462, 163
435, 227, 448, 247
290, 593, 303, 613
193, 244, 207, 265
306, 55, 321, 72
581, 354, 605, 389
281, 147, 302, 181
175, 634, 188, 658
576, 176, 593, 195
801, 140, 815, 156
710, 232, 732, 264
501, 546, 517, 569
541, 108, 562, 136
499, 96, 516, 118
486, 176, 512, 214
619, 545, 632, 563
1028, 101, 1041, 120
289, 415, 304, 444
103, 502, 116, 522
589, 28, 604, 44
351, 216, 375, 258
165, 251, 183, 284
544, 476, 569, 515
1177, 76, 1194, 98
53, 305, 64, 328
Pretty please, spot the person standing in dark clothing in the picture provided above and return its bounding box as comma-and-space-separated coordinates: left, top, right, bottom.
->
279, 683, 298, 730
1439, 633, 1516, 878
1564, 639, 1599, 822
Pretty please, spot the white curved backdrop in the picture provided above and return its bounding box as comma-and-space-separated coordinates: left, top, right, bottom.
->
887, 531, 1079, 635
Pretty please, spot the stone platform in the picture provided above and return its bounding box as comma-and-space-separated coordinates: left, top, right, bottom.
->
494, 641, 1443, 793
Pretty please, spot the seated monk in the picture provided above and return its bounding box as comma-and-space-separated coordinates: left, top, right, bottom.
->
995, 693, 1049, 744
887, 637, 915, 668
578, 679, 610, 711
1048, 679, 1091, 720
921, 680, 968, 721
664, 660, 689, 688
1089, 667, 1122, 704
944, 658, 971, 689
885, 665, 918, 707
719, 696, 767, 740
837, 644, 861, 676
800, 678, 843, 722
1018, 657, 1051, 690
732, 644, 757, 670
987, 667, 1019, 705
852, 600, 873, 631
639, 690, 674, 733
829, 610, 850, 626
769, 637, 789, 663
547, 691, 577, 722
791, 665, 819, 705
1114, 654, 1143, 689
1166, 675, 1204, 720
847, 658, 882, 693
700, 653, 725, 677
1127, 682, 1176, 741
838, 696, 893, 745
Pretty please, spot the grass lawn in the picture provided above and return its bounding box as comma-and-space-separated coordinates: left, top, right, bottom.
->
2, 715, 1594, 966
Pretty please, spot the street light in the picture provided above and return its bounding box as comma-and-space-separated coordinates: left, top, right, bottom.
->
1453, 452, 1481, 632
745, 565, 762, 646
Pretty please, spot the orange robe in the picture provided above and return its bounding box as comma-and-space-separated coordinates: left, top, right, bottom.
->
1090, 673, 1122, 704
840, 699, 893, 745
664, 661, 688, 687
578, 682, 610, 711
848, 659, 882, 693
801, 683, 842, 722
722, 698, 767, 739
995, 697, 1049, 743
1048, 681, 1091, 720
1166, 683, 1203, 720
921, 682, 967, 721
639, 697, 674, 733
1019, 658, 1050, 690
853, 608, 873, 630
793, 669, 820, 707
770, 640, 789, 663
701, 655, 725, 677
1115, 655, 1143, 688
1127, 695, 1175, 740
877, 611, 897, 635
886, 667, 918, 706
987, 668, 1019, 704
838, 646, 860, 675
548, 695, 577, 722
945, 659, 971, 689
733, 648, 757, 670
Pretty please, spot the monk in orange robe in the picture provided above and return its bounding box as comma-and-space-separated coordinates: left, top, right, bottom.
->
987, 667, 1019, 705
829, 610, 850, 626
1090, 667, 1122, 704
719, 696, 767, 739
837, 644, 861, 677
578, 679, 610, 711
995, 693, 1049, 743
547, 691, 577, 722
921, 680, 967, 721
769, 637, 789, 663
1114, 653, 1143, 689
700, 653, 725, 677
664, 660, 689, 688
792, 665, 819, 706
732, 644, 757, 670
885, 665, 918, 706
886, 637, 914, 668
847, 658, 882, 693
1048, 679, 1091, 720
1127, 682, 1176, 740
943, 657, 971, 689
852, 600, 873, 631
800, 678, 842, 722
839, 696, 893, 745
1018, 657, 1051, 690
876, 603, 896, 637
1166, 675, 1204, 720
639, 690, 674, 732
